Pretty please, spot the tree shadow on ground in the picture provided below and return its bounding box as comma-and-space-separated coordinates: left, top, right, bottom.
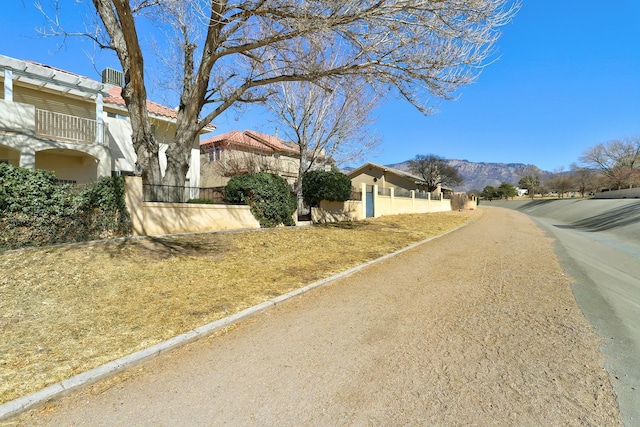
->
555, 202, 640, 232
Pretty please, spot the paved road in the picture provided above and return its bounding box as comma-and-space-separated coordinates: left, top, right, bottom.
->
13, 207, 623, 426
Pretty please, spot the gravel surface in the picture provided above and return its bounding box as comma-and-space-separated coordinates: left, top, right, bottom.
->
11, 207, 622, 426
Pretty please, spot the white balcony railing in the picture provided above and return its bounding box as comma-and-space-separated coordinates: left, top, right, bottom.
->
35, 109, 104, 145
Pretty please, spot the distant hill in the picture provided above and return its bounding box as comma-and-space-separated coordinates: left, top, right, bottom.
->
385, 159, 551, 192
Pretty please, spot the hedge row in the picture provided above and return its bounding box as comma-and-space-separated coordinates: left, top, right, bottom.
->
0, 164, 131, 251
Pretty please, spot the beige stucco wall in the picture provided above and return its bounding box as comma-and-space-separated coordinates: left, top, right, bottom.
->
0, 145, 20, 165
312, 186, 451, 223
349, 167, 422, 192
10, 85, 95, 120
35, 150, 99, 184
0, 99, 36, 134
312, 200, 364, 222
125, 176, 260, 236
350, 167, 384, 188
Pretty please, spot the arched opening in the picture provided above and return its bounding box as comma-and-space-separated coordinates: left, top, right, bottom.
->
0, 145, 21, 166
35, 149, 99, 184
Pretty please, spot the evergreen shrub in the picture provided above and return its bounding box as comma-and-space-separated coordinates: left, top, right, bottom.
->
225, 173, 297, 227
302, 169, 352, 207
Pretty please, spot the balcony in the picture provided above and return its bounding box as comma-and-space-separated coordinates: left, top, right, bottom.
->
35, 109, 105, 145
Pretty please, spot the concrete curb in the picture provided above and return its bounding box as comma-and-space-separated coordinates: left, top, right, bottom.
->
0, 215, 477, 422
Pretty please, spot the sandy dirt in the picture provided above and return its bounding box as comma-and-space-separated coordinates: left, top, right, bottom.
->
11, 207, 622, 426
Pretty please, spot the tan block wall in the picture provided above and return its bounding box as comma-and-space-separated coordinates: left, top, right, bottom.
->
392, 196, 415, 214
376, 195, 451, 216
125, 177, 259, 236
312, 200, 364, 222
311, 185, 452, 224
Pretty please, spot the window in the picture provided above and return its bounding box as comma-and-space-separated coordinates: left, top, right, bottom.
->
106, 112, 126, 120
208, 146, 223, 162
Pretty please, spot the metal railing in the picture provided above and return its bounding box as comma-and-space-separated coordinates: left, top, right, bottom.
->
394, 188, 411, 198
350, 188, 362, 200
415, 191, 442, 200
143, 184, 227, 204
36, 109, 104, 145
377, 187, 391, 196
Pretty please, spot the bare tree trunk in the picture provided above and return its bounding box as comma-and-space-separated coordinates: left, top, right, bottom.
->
296, 151, 307, 217
163, 132, 195, 187
93, 0, 162, 185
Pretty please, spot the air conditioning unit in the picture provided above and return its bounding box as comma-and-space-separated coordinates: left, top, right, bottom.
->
101, 68, 124, 87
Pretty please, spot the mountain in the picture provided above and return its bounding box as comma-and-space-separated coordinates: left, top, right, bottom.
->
386, 159, 550, 192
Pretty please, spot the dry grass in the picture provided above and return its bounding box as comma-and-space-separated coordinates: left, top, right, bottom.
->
0, 211, 474, 404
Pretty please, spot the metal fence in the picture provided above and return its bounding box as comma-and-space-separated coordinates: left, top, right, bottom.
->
350, 188, 362, 200
394, 188, 412, 198
143, 184, 227, 203
415, 191, 429, 199
377, 187, 391, 196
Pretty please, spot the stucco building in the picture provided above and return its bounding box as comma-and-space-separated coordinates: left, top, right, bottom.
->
0, 54, 212, 185
200, 130, 328, 188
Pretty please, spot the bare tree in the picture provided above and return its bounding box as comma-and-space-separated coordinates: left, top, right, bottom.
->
570, 163, 596, 198
408, 154, 463, 192
264, 72, 381, 212
38, 0, 518, 186
517, 165, 542, 199
212, 150, 282, 177
546, 168, 574, 199
580, 136, 640, 189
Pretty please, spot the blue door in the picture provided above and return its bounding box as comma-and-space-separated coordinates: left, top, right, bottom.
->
366, 189, 374, 217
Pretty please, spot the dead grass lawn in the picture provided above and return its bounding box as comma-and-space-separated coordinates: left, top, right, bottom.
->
0, 211, 474, 404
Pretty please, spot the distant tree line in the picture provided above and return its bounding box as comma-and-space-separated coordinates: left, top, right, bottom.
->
471, 135, 640, 200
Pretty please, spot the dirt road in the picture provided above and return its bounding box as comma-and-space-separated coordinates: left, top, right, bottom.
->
13, 207, 621, 426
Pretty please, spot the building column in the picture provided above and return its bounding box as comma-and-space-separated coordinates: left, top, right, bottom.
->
95, 93, 104, 145
19, 148, 35, 169
411, 190, 416, 213
390, 187, 395, 214
4, 69, 13, 102
373, 184, 379, 218
360, 182, 367, 220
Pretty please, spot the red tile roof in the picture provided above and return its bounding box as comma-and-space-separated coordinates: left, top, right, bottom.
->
104, 87, 177, 120
104, 87, 215, 131
201, 130, 299, 156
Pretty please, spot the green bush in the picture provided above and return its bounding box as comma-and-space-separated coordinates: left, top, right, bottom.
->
75, 174, 131, 237
225, 173, 297, 227
302, 169, 352, 207
0, 164, 131, 251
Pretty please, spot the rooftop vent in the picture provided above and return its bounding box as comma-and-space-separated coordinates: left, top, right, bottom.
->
101, 67, 124, 87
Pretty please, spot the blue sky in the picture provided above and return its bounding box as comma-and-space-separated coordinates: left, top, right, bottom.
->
2, 1, 639, 171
